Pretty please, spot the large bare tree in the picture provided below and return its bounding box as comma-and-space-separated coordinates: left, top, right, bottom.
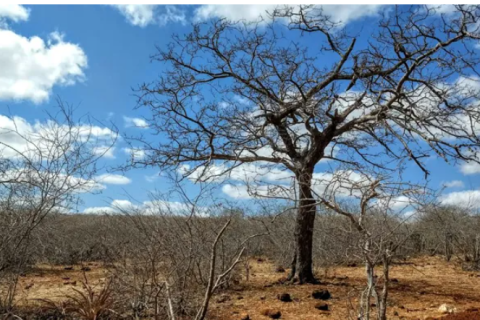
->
132, 5, 480, 283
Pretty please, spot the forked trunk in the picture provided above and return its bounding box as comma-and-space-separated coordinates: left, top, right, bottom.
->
291, 168, 317, 284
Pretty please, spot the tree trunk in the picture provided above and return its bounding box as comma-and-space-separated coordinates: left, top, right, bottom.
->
292, 169, 317, 284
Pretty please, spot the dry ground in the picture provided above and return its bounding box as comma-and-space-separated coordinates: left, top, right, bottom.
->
10, 256, 480, 319
209, 256, 480, 320
12, 262, 108, 306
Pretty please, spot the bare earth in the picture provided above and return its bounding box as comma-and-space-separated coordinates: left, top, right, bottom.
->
11, 257, 480, 319
209, 256, 480, 320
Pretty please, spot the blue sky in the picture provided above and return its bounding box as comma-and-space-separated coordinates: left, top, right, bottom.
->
0, 4, 479, 213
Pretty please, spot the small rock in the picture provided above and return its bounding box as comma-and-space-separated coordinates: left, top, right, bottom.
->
438, 304, 456, 314
240, 313, 250, 320
260, 296, 266, 300
277, 293, 292, 302
275, 266, 286, 273
390, 278, 399, 283
393, 311, 399, 316
315, 302, 329, 311
312, 289, 331, 300
237, 295, 244, 300
261, 309, 281, 319
64, 266, 73, 271
81, 266, 91, 272
347, 262, 357, 267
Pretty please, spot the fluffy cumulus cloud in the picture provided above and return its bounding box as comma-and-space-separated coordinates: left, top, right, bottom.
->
0, 4, 29, 25
460, 161, 480, 175
0, 30, 87, 104
194, 5, 382, 25
95, 174, 131, 185
440, 190, 480, 209
112, 5, 186, 27
123, 116, 149, 129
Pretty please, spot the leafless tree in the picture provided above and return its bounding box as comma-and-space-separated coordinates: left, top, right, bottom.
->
131, 5, 480, 283
314, 172, 431, 320
0, 101, 116, 311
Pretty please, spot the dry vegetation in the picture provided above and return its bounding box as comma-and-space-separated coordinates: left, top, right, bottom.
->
6, 255, 480, 320
0, 207, 479, 320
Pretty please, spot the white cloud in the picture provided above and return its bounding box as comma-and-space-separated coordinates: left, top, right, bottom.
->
145, 172, 161, 182
194, 5, 382, 25
0, 4, 29, 24
123, 116, 149, 129
112, 5, 185, 27
221, 183, 291, 200
460, 161, 480, 175
112, 5, 156, 27
375, 195, 415, 212
92, 146, 115, 159
123, 147, 146, 160
95, 173, 131, 185
158, 6, 187, 26
0, 30, 87, 104
440, 190, 480, 209
179, 163, 293, 184
0, 168, 105, 194
111, 199, 137, 210
83, 206, 117, 214
84, 198, 208, 216
443, 180, 464, 188
426, 4, 457, 15
0, 114, 116, 160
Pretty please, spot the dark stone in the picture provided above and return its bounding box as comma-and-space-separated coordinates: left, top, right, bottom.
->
81, 266, 91, 272
315, 303, 329, 311
261, 309, 281, 319
278, 293, 292, 302
312, 289, 331, 300
275, 266, 286, 273
64, 266, 73, 270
